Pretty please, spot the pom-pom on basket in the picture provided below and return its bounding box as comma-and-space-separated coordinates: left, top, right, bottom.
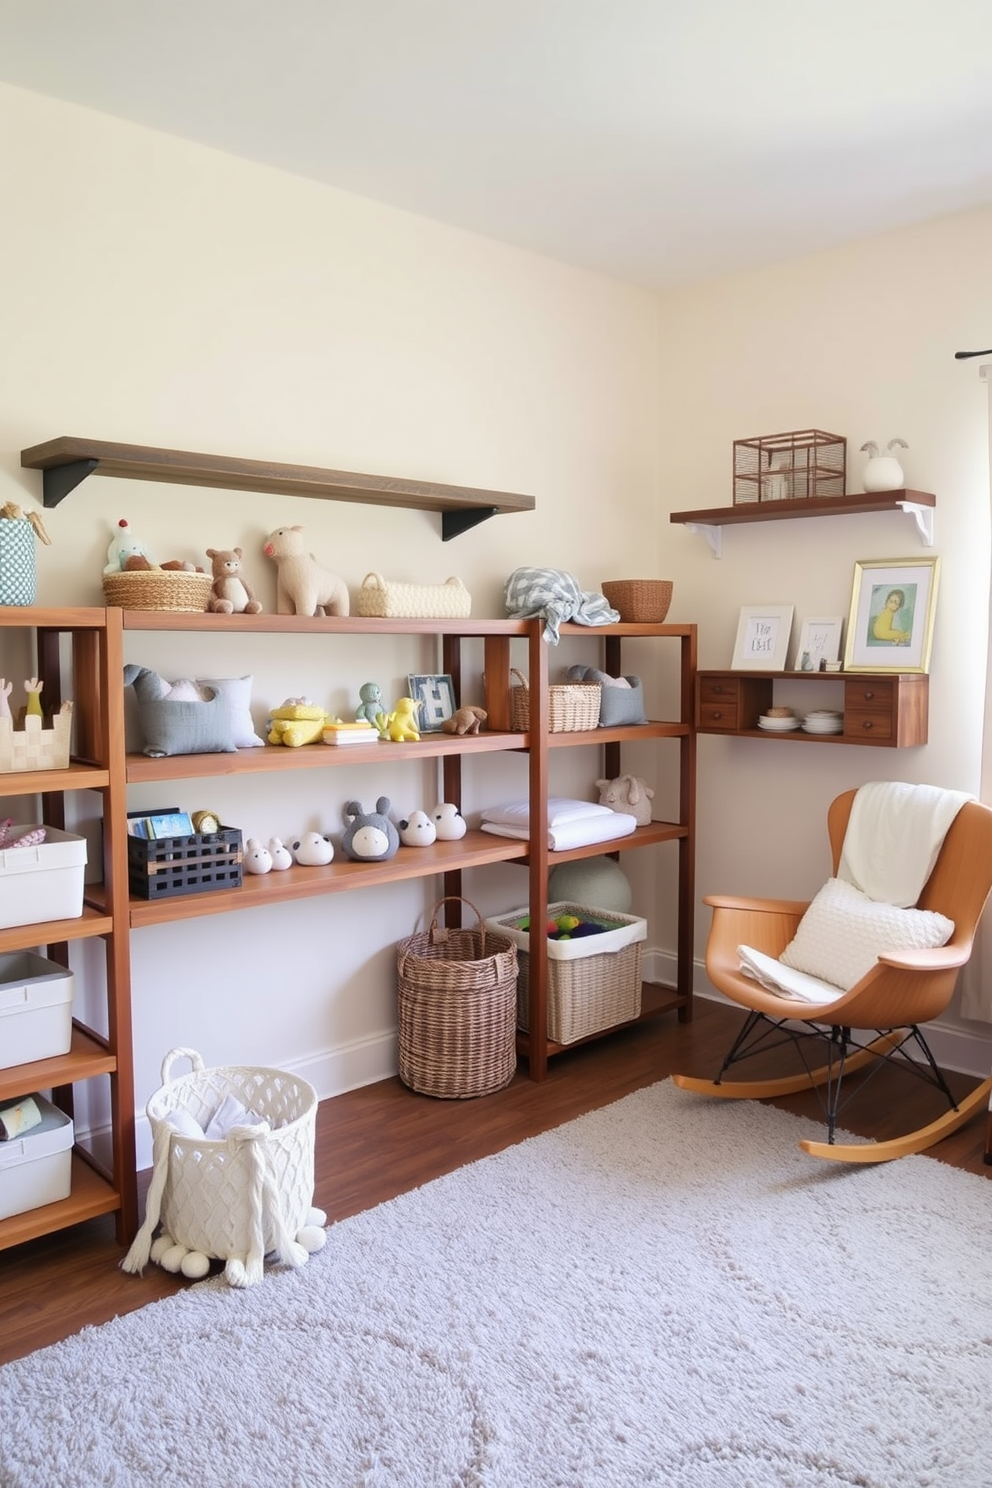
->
102, 570, 213, 612
600, 580, 673, 624
121, 1047, 319, 1288
508, 667, 601, 733
396, 897, 518, 1098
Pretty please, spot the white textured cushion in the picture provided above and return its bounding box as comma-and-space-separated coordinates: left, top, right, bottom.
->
779, 877, 954, 992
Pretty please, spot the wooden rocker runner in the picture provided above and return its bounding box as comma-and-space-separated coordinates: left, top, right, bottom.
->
673, 786, 992, 1163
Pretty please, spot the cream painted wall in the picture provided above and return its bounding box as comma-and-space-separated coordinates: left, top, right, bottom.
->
656, 207, 992, 1071
0, 84, 664, 1155
3, 83, 991, 1160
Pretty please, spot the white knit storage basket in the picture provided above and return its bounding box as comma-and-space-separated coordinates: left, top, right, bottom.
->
355, 570, 472, 619
124, 1048, 318, 1286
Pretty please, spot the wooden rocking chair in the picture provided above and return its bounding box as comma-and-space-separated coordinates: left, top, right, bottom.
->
673, 788, 992, 1162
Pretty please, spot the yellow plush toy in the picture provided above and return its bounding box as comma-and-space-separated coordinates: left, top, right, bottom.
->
377, 696, 421, 742
268, 699, 330, 747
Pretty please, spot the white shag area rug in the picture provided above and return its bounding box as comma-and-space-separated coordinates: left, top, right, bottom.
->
3, 1081, 992, 1488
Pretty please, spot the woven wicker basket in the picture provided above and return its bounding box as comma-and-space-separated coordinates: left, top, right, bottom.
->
508, 667, 601, 733
600, 579, 673, 623
489, 902, 646, 1045
396, 896, 518, 1098
102, 569, 213, 612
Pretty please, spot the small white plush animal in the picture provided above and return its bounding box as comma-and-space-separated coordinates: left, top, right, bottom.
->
243, 838, 273, 874
262, 526, 350, 617
290, 831, 335, 866
398, 809, 437, 847
595, 774, 655, 827
268, 837, 293, 870
432, 802, 466, 841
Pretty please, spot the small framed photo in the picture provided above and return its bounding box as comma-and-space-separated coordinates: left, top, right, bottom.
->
731, 605, 794, 670
407, 673, 456, 732
792, 616, 844, 672
843, 557, 940, 674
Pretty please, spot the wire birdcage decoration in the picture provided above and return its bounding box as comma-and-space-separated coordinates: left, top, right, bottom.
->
733, 430, 846, 505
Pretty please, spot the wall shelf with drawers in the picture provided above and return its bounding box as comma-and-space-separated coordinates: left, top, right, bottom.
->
697, 669, 928, 747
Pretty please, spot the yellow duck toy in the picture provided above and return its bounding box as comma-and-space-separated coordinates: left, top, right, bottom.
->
377, 696, 421, 742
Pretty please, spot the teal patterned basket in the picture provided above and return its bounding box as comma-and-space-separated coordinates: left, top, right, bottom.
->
0, 519, 36, 606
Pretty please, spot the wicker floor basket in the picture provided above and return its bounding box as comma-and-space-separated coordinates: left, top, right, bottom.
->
396, 896, 518, 1098
509, 667, 601, 733
600, 580, 673, 623
488, 903, 646, 1045
102, 569, 213, 612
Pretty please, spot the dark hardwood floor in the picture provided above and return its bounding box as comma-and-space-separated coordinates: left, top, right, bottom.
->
2, 998, 989, 1368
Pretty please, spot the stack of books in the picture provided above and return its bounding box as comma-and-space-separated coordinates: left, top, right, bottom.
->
322, 721, 380, 747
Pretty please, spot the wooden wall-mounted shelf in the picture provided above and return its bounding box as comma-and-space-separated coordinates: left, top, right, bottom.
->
20, 437, 536, 541
670, 490, 935, 557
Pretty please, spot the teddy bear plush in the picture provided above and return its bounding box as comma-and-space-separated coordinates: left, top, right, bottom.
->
206, 547, 263, 615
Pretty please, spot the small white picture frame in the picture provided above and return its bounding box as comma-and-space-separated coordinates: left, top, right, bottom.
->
792, 616, 844, 672
731, 605, 794, 671
407, 673, 456, 731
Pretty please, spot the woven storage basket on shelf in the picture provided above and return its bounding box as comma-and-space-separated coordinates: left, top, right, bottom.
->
354, 570, 472, 619
122, 1047, 318, 1288
396, 896, 518, 1098
508, 667, 601, 733
600, 579, 673, 623
102, 569, 213, 612
488, 902, 647, 1045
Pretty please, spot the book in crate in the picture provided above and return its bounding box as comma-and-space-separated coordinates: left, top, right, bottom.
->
128, 826, 243, 900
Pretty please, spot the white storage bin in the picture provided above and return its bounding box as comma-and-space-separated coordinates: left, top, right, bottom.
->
0, 951, 75, 1070
0, 1094, 73, 1221
0, 826, 86, 931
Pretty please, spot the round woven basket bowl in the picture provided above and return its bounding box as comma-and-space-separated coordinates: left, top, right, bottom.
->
102, 569, 213, 613
601, 579, 674, 624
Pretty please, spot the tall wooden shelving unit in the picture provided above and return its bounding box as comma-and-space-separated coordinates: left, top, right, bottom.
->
3, 436, 696, 1249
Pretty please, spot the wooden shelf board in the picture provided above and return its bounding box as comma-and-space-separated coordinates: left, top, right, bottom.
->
671, 489, 935, 526
20, 437, 536, 534
0, 1027, 115, 1103
519, 821, 687, 867
0, 904, 113, 954
0, 762, 110, 796
545, 719, 689, 748
126, 832, 530, 927
0, 1155, 120, 1253
120, 611, 531, 637
125, 731, 529, 783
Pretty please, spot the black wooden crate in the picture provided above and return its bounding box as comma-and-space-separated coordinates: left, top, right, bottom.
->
128, 827, 243, 900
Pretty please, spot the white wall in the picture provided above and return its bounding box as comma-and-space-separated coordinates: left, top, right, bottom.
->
656, 208, 992, 1073
0, 84, 665, 1155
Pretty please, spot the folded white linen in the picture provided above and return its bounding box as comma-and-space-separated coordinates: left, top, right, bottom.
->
164, 1106, 206, 1139
203, 1092, 268, 1141
482, 811, 638, 851
737, 945, 846, 1005
837, 781, 972, 908
482, 797, 613, 829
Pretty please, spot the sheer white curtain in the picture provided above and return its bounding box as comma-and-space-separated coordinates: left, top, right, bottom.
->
960, 364, 992, 1021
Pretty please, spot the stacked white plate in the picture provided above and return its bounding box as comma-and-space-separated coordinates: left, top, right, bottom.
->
802, 709, 843, 735
757, 714, 800, 731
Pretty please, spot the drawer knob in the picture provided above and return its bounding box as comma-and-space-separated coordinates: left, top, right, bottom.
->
862, 720, 874, 731
863, 689, 874, 700
712, 710, 722, 719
